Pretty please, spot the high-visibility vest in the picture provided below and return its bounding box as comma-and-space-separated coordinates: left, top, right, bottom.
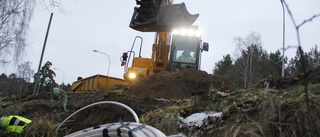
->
0, 115, 32, 133
177, 55, 196, 62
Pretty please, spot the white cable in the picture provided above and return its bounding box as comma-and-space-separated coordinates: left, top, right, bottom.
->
56, 101, 140, 132
64, 122, 166, 137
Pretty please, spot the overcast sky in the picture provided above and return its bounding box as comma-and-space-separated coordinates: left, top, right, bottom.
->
2, 0, 320, 85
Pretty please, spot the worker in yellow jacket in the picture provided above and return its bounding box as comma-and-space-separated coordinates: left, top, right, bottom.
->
0, 115, 32, 133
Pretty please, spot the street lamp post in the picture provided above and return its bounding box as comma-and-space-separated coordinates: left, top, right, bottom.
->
280, 0, 286, 77
93, 50, 111, 77
54, 68, 65, 89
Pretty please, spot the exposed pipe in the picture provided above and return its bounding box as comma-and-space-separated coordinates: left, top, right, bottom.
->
56, 101, 140, 132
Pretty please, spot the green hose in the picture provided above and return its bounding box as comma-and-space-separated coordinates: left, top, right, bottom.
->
52, 87, 68, 111
62, 91, 68, 111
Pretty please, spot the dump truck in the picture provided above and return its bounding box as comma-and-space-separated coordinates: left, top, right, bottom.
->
71, 75, 128, 92
72, 0, 208, 91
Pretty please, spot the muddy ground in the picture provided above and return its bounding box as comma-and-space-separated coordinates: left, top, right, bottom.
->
1, 68, 320, 136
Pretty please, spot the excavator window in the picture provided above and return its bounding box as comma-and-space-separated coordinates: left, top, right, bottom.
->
175, 49, 196, 63
173, 36, 198, 63
168, 35, 200, 72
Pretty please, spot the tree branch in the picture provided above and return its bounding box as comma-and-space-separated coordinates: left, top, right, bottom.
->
297, 14, 320, 28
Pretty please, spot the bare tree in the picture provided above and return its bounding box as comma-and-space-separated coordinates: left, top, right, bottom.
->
233, 32, 264, 88
0, 0, 35, 64
17, 61, 34, 82
0, 0, 64, 65
16, 62, 33, 98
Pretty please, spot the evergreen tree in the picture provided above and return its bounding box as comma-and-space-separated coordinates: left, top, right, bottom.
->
33, 61, 56, 92
287, 48, 312, 76
0, 73, 8, 97
213, 54, 233, 76
308, 45, 320, 68
268, 50, 285, 79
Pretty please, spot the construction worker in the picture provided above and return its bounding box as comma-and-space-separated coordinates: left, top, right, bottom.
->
177, 49, 195, 63
0, 115, 32, 133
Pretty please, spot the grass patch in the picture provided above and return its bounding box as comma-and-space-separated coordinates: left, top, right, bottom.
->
22, 116, 57, 137
140, 84, 320, 137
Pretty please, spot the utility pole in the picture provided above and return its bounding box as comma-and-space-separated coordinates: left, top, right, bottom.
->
280, 0, 286, 77
33, 13, 54, 95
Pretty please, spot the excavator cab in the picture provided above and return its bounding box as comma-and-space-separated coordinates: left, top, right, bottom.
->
168, 27, 209, 72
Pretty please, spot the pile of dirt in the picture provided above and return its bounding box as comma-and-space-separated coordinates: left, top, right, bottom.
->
127, 68, 236, 99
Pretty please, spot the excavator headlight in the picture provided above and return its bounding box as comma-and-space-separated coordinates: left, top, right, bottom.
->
195, 30, 202, 37
128, 73, 137, 79
180, 29, 187, 36
172, 28, 202, 37
173, 29, 179, 35
187, 30, 195, 37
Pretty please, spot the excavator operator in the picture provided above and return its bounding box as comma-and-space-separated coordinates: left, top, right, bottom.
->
177, 49, 195, 63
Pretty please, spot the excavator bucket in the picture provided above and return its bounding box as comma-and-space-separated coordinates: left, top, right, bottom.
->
130, 2, 199, 32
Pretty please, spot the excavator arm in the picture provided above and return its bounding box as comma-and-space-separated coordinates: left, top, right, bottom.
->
151, 32, 170, 72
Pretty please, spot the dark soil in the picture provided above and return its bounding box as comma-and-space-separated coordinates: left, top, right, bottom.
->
128, 68, 236, 99
1, 67, 320, 137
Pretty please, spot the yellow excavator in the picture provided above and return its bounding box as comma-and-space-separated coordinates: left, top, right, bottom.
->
71, 0, 208, 91
121, 0, 209, 81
